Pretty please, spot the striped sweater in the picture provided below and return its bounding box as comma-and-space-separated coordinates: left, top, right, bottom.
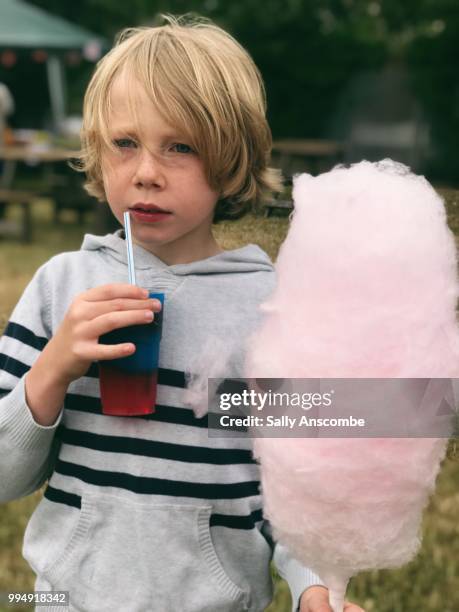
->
0, 231, 323, 612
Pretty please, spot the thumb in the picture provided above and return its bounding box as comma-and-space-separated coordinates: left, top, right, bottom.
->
300, 586, 333, 612
313, 604, 333, 612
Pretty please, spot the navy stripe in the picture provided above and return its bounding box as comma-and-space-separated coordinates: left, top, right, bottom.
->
55, 459, 260, 499
1, 323, 196, 392
3, 321, 48, 351
64, 393, 209, 427
44, 485, 263, 531
83, 365, 186, 388
58, 426, 256, 465
64, 393, 101, 414
210, 509, 263, 529
86, 363, 98, 378
64, 393, 103, 414
0, 353, 29, 378
44, 484, 81, 509
159, 368, 186, 388
149, 404, 209, 427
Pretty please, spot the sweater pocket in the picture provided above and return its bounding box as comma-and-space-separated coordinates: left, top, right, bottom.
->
24, 491, 250, 612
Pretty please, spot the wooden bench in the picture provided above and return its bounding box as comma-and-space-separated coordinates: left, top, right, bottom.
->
272, 139, 344, 176
264, 198, 293, 217
0, 189, 39, 242
41, 172, 95, 224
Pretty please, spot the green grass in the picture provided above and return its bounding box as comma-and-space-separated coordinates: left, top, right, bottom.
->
0, 193, 458, 612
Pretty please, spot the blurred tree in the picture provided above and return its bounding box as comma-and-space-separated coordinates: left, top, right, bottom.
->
328, 0, 459, 182
406, 0, 459, 182
23, 0, 459, 183
26, 0, 385, 137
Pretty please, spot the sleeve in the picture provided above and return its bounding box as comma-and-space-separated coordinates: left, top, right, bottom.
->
273, 542, 326, 612
0, 263, 64, 504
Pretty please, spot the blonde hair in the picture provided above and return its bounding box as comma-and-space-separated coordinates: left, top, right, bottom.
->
73, 14, 282, 221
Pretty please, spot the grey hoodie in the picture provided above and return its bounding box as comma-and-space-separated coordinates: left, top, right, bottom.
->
0, 230, 323, 612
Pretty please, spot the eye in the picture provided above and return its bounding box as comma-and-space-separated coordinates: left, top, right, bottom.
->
170, 142, 193, 154
113, 138, 137, 149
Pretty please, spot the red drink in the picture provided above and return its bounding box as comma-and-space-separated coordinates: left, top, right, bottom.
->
98, 292, 164, 416
99, 366, 158, 416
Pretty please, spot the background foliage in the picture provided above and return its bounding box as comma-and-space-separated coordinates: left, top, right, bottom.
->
1, 0, 458, 182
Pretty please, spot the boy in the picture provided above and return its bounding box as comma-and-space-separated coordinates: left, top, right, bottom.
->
0, 15, 364, 612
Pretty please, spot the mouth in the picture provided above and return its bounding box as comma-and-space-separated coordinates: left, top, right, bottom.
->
129, 203, 171, 213
128, 204, 172, 223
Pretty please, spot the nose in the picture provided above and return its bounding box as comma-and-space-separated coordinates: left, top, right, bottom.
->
133, 148, 166, 190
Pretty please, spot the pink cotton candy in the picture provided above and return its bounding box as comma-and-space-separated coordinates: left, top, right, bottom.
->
246, 160, 459, 611
249, 159, 458, 379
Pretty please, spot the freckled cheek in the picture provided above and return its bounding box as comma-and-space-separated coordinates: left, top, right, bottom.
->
102, 165, 133, 197
182, 167, 218, 197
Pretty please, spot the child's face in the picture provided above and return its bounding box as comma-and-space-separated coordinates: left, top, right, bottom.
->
101, 72, 221, 264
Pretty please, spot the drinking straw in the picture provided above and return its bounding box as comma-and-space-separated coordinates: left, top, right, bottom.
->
124, 211, 137, 285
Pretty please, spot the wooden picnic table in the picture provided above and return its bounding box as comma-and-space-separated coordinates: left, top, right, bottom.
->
0, 145, 79, 189
272, 138, 344, 178
0, 188, 38, 242
0, 145, 92, 239
0, 145, 79, 191
0, 145, 79, 163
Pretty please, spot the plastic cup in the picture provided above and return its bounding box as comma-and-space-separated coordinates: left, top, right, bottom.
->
98, 292, 164, 416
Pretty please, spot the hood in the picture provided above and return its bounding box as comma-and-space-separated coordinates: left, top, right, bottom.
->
81, 229, 274, 276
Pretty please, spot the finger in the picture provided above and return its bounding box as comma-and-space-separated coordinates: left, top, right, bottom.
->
86, 341, 137, 362
301, 586, 332, 612
313, 604, 332, 612
343, 603, 365, 612
81, 283, 150, 302
78, 297, 161, 321
87, 308, 156, 338
305, 595, 332, 612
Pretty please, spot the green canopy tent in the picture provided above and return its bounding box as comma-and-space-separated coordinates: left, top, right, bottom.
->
0, 0, 107, 131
